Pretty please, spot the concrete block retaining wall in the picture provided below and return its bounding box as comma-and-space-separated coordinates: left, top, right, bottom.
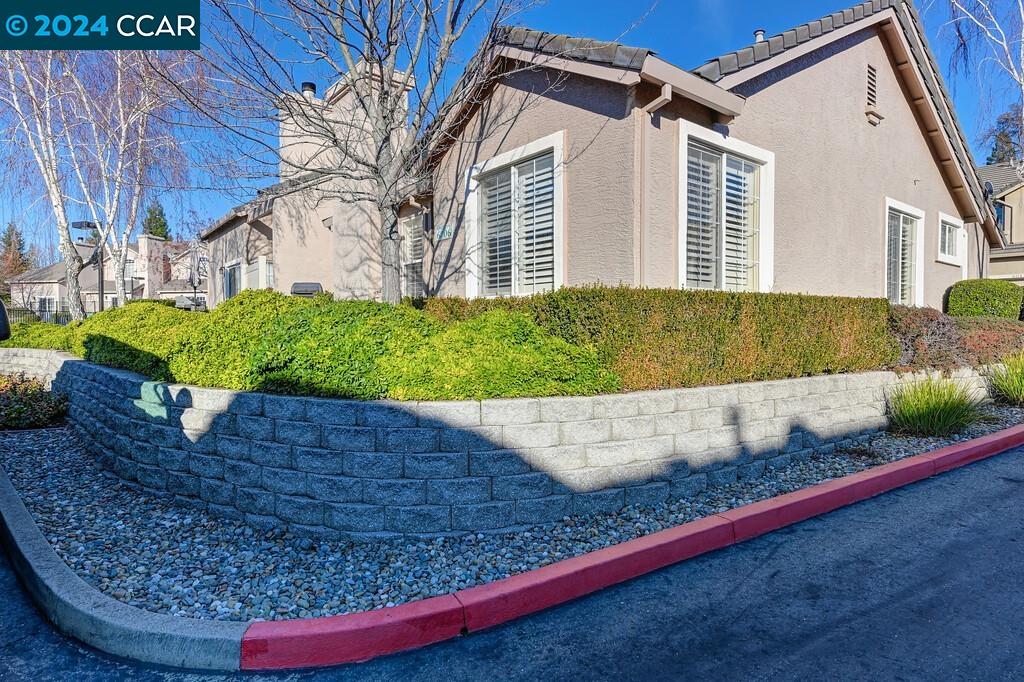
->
0, 348, 990, 539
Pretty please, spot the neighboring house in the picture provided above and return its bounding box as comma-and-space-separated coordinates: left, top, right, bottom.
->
207, 0, 999, 310
7, 234, 207, 318
978, 161, 1024, 284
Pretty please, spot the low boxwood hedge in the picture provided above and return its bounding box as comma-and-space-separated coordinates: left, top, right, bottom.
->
384, 310, 621, 400
420, 287, 899, 391
167, 290, 313, 389
947, 279, 1024, 319
13, 284, 1024, 401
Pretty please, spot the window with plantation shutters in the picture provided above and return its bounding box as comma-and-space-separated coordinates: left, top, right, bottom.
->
400, 213, 425, 298
479, 151, 556, 296
685, 142, 760, 291
886, 207, 917, 305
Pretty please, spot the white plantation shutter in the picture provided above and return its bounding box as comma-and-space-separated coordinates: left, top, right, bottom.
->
686, 143, 721, 289
400, 214, 425, 297
686, 142, 760, 291
723, 156, 759, 291
516, 153, 556, 294
886, 208, 916, 305
479, 151, 556, 296
481, 167, 513, 296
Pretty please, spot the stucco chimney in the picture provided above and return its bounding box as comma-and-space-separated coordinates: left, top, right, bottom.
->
301, 82, 317, 101
754, 29, 766, 43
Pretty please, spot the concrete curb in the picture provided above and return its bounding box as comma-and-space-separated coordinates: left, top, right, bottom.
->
0, 465, 247, 671
239, 422, 1024, 670
5, 424, 1024, 671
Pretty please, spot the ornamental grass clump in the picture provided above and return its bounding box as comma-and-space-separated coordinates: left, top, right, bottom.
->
887, 377, 982, 437
988, 352, 1024, 406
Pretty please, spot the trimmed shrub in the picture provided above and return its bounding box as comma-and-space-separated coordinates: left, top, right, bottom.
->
947, 279, 1024, 319
73, 302, 192, 378
989, 352, 1024, 405
887, 377, 982, 436
889, 305, 971, 370
0, 321, 77, 352
248, 299, 438, 398
954, 316, 1024, 365
0, 374, 67, 429
167, 290, 313, 390
421, 286, 898, 391
384, 310, 621, 400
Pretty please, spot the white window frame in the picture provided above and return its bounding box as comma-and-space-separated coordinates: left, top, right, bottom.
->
678, 120, 775, 293
222, 258, 242, 300
884, 197, 926, 307
464, 131, 566, 298
399, 211, 427, 298
937, 211, 967, 278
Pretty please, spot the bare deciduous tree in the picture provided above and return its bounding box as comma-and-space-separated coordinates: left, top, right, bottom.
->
171, 0, 535, 303
944, 0, 1024, 169
0, 50, 196, 319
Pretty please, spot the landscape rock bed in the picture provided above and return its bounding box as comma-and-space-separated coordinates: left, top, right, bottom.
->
3, 406, 1022, 623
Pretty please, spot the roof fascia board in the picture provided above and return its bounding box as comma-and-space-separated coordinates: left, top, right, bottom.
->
496, 46, 642, 86
878, 17, 1000, 244
496, 46, 743, 117
714, 9, 896, 90
641, 56, 745, 117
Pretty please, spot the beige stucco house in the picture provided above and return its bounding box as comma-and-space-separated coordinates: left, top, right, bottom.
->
206, 0, 999, 310
8, 234, 207, 318
978, 161, 1024, 284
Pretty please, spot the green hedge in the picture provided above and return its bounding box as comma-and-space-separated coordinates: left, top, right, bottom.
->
167, 290, 313, 390
384, 310, 621, 400
947, 279, 1024, 319
420, 287, 899, 391
74, 302, 192, 378
247, 299, 438, 398
1, 290, 618, 400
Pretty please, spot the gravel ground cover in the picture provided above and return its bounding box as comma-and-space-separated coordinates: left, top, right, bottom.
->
2, 407, 1022, 623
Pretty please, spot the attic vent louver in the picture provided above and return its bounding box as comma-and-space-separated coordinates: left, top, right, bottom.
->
867, 64, 878, 107
865, 64, 883, 126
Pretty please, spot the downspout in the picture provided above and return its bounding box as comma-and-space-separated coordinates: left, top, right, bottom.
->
637, 83, 673, 287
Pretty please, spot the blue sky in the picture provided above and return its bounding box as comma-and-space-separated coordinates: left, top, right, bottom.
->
1, 0, 1009, 259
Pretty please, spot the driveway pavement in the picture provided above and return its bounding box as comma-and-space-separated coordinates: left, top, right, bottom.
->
4, 447, 1024, 681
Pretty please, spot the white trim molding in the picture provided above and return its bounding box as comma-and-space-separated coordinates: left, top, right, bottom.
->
677, 120, 775, 293
936, 211, 967, 279
464, 130, 566, 298
884, 197, 926, 307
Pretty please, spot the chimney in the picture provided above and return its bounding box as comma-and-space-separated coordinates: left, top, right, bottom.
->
754, 29, 766, 43
301, 81, 317, 101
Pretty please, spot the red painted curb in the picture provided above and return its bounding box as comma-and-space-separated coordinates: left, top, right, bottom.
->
240, 594, 465, 670
929, 423, 1024, 474
239, 423, 1024, 671
454, 514, 735, 632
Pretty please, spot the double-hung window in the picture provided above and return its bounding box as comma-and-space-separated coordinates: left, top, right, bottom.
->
937, 212, 966, 273
400, 213, 426, 298
467, 131, 563, 298
885, 200, 924, 306
680, 122, 773, 293
478, 151, 556, 296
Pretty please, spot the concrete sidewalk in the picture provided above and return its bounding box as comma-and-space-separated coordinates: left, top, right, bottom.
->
4, 447, 1024, 681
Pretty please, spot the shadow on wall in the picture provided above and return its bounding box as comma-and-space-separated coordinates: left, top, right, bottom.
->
45, 342, 889, 540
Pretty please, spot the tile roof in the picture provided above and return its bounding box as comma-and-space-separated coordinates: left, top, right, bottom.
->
693, 0, 896, 82
494, 26, 651, 71
977, 162, 1023, 197
9, 261, 65, 284
692, 0, 991, 230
